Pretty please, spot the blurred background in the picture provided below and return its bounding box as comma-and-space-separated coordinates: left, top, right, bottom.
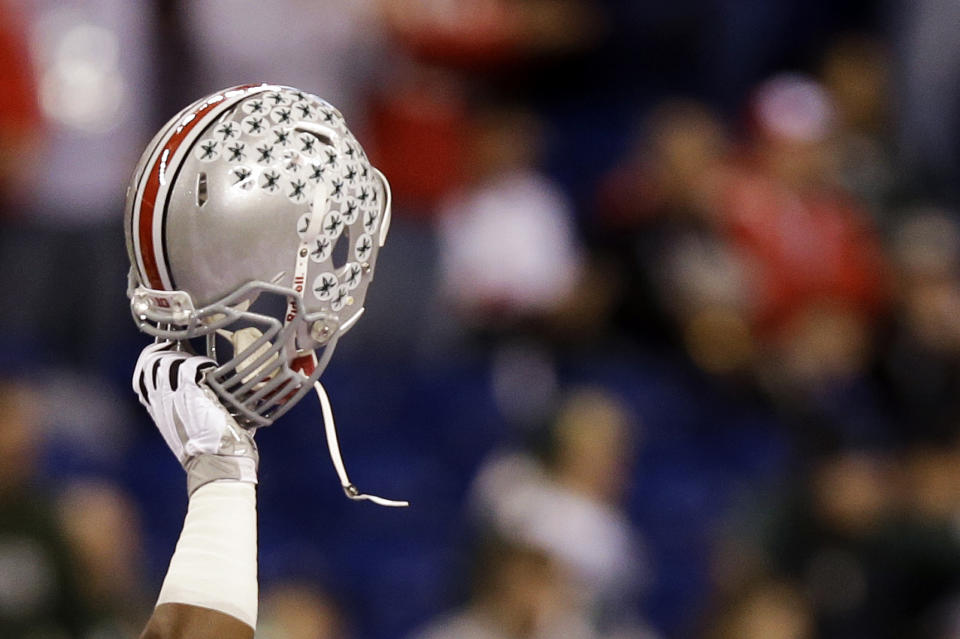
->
2, 1, 960, 638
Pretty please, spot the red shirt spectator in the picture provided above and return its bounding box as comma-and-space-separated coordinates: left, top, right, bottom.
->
0, 0, 41, 202
720, 162, 888, 337
718, 75, 889, 338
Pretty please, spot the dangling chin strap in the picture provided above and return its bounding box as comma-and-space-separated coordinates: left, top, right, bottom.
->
312, 379, 409, 507
292, 353, 408, 507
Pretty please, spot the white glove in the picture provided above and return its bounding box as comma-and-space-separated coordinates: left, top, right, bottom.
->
133, 341, 258, 495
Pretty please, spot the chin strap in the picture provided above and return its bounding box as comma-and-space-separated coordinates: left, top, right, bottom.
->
312, 380, 409, 507
291, 351, 408, 508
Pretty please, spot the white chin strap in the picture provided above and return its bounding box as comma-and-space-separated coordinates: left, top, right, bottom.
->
313, 380, 409, 507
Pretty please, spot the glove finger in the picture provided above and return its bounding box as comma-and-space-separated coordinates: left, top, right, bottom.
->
143, 351, 193, 460
170, 356, 220, 445
132, 341, 171, 402
152, 350, 191, 396
164, 353, 215, 395
137, 349, 190, 463
174, 381, 234, 457
161, 413, 188, 464
175, 355, 218, 391
134, 341, 186, 399
172, 354, 230, 455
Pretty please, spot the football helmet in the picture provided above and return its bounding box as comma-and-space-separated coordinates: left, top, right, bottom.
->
125, 84, 404, 505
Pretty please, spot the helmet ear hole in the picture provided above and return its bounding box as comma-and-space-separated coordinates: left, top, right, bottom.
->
330, 232, 349, 268
196, 172, 208, 207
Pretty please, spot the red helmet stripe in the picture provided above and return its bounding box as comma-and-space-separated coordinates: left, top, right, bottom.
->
136, 85, 256, 289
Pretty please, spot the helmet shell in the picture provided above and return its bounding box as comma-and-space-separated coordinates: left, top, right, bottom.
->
125, 84, 389, 324
124, 85, 392, 426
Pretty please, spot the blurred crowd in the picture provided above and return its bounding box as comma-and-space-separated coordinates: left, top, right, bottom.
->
3, 1, 960, 638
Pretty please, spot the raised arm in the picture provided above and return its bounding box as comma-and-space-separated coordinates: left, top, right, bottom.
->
133, 342, 260, 639
141, 603, 254, 639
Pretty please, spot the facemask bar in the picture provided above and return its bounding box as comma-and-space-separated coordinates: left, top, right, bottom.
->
128, 274, 338, 427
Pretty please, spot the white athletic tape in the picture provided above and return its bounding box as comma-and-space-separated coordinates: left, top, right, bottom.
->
157, 481, 258, 628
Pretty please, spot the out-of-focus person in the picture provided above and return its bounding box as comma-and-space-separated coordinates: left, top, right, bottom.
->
820, 34, 899, 221
409, 534, 600, 639
0, 0, 156, 363
368, 0, 602, 215
766, 450, 893, 638
899, 445, 960, 526
380, 0, 600, 69
57, 479, 150, 639
182, 0, 385, 120
437, 103, 582, 335
764, 448, 960, 638
470, 388, 656, 638
0, 0, 41, 207
721, 74, 888, 342
702, 578, 814, 639
595, 101, 729, 235
709, 75, 892, 452
0, 379, 90, 638
365, 68, 470, 216
877, 211, 960, 446
591, 100, 739, 358
257, 582, 349, 639
897, 0, 960, 202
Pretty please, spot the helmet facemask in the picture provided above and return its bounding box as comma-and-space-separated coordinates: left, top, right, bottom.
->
128, 278, 340, 427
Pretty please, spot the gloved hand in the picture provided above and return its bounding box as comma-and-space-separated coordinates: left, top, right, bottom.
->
133, 341, 258, 495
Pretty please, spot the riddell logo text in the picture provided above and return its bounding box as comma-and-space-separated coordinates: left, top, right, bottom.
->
285, 275, 305, 322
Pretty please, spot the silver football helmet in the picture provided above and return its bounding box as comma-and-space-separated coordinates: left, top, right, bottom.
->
126, 84, 404, 505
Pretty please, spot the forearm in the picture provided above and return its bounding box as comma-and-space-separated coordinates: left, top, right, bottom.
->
141, 480, 258, 639
141, 603, 254, 639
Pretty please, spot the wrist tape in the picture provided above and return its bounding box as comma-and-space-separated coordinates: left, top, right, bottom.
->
157, 480, 258, 628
